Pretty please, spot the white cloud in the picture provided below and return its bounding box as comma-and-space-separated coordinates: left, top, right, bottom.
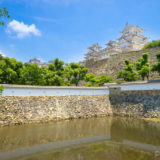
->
6, 20, 41, 39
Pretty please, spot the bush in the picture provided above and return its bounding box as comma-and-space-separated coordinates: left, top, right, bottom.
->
0, 86, 4, 95
143, 40, 160, 50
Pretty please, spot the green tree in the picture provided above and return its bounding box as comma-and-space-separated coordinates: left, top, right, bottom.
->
143, 40, 160, 50
117, 59, 139, 81
20, 63, 45, 85
63, 64, 73, 86
44, 58, 65, 86
70, 63, 88, 86
0, 86, 4, 95
97, 75, 114, 86
85, 73, 98, 87
0, 56, 23, 84
0, 7, 10, 26
85, 73, 113, 87
151, 51, 160, 75
49, 58, 64, 76
135, 53, 150, 80
43, 69, 65, 86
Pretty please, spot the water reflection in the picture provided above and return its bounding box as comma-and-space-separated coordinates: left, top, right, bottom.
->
0, 117, 160, 160
0, 117, 112, 152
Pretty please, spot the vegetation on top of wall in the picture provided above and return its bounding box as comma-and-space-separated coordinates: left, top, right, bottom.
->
0, 55, 114, 87
143, 40, 160, 50
85, 73, 114, 87
2, 51, 160, 86
117, 59, 139, 81
0, 86, 4, 95
117, 52, 152, 82
151, 51, 160, 75
135, 53, 150, 80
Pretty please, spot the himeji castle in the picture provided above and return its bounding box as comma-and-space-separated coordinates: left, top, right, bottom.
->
83, 23, 149, 61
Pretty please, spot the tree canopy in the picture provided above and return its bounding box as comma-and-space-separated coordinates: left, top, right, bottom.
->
0, 7, 10, 26
0, 85, 4, 95
143, 40, 160, 50
117, 59, 139, 81
151, 51, 160, 75
135, 53, 150, 80
85, 73, 113, 87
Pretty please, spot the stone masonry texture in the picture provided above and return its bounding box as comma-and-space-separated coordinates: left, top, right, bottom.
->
1, 89, 160, 127
110, 90, 160, 118
0, 95, 112, 126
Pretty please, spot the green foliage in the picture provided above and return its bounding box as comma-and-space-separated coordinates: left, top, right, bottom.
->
44, 58, 65, 86
151, 51, 160, 75
135, 53, 150, 80
0, 55, 90, 86
115, 79, 125, 83
0, 86, 4, 95
70, 63, 88, 86
0, 56, 23, 84
20, 63, 45, 85
143, 40, 160, 50
85, 73, 98, 87
97, 75, 114, 86
0, 7, 10, 26
49, 58, 64, 76
117, 59, 139, 81
85, 73, 114, 87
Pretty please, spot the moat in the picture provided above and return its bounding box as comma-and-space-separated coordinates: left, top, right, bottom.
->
0, 117, 160, 160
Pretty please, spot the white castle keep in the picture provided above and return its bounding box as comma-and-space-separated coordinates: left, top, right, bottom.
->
83, 23, 149, 61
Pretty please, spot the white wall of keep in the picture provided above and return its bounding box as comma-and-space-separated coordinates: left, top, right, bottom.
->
2, 87, 109, 96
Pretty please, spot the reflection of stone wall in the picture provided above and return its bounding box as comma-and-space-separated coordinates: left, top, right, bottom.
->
0, 117, 113, 152
111, 117, 160, 146
0, 95, 112, 126
85, 47, 160, 80
110, 90, 160, 118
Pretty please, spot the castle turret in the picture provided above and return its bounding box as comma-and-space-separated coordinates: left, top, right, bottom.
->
84, 43, 102, 61
105, 40, 122, 55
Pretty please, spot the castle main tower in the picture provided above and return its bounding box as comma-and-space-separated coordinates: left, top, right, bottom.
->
117, 23, 148, 52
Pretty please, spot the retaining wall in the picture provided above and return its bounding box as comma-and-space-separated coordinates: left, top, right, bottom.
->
109, 88, 160, 118
1, 82, 160, 126
0, 95, 112, 126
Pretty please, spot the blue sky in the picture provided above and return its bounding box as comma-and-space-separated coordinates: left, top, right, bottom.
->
0, 0, 160, 63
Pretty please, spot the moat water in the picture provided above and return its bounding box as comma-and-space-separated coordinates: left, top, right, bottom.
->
0, 117, 160, 160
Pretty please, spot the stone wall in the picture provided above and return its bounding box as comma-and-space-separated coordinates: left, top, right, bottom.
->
85, 47, 160, 80
0, 95, 112, 126
109, 89, 160, 118
1, 84, 160, 127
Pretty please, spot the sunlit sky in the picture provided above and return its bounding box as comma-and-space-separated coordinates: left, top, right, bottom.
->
0, 0, 160, 63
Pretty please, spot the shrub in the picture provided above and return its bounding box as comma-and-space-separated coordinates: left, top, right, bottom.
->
0, 86, 4, 95
143, 40, 160, 50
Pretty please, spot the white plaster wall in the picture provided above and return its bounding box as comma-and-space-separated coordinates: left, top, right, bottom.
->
2, 82, 160, 96
2, 88, 109, 96
109, 82, 160, 91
